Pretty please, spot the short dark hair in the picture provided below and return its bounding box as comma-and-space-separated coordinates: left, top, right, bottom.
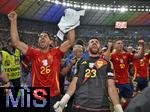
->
114, 38, 124, 43
41, 31, 50, 36
88, 37, 100, 42
38, 31, 53, 39
76, 39, 84, 46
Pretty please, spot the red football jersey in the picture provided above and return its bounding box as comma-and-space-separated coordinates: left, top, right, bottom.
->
111, 52, 133, 84
132, 54, 150, 78
26, 46, 64, 97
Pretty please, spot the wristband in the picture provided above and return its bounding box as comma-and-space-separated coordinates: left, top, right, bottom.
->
60, 94, 70, 106
114, 104, 123, 112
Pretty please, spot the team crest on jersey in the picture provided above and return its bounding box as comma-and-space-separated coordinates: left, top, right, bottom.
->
120, 59, 124, 63
95, 61, 103, 68
89, 63, 94, 68
95, 59, 107, 69
140, 59, 143, 62
42, 59, 48, 66
116, 58, 119, 61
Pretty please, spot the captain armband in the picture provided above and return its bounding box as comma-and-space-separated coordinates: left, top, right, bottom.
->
107, 72, 114, 77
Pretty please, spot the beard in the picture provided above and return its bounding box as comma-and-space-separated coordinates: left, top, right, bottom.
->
89, 47, 99, 55
39, 43, 48, 49
115, 46, 123, 52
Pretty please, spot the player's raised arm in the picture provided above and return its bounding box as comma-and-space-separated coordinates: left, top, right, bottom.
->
59, 29, 75, 53
8, 11, 28, 55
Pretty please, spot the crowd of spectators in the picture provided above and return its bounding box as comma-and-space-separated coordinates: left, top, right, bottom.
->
0, 14, 150, 50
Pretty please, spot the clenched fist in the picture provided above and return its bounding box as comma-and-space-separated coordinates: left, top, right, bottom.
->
53, 101, 64, 112
53, 94, 70, 112
8, 11, 17, 21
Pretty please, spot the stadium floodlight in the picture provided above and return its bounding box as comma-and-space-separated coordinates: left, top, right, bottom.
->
73, 4, 80, 8
82, 5, 88, 9
106, 7, 111, 11
117, 5, 121, 8
87, 6, 92, 9
98, 7, 103, 10
120, 7, 128, 12
113, 8, 117, 11
145, 8, 149, 11
47, 0, 150, 12
95, 7, 99, 10
116, 8, 120, 11
102, 7, 106, 10
54, 0, 60, 4
66, 3, 72, 7
91, 6, 96, 10
129, 9, 133, 11
62, 2, 67, 6
141, 6, 145, 8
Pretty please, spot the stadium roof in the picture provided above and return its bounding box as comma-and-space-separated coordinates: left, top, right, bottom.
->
0, 0, 150, 26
